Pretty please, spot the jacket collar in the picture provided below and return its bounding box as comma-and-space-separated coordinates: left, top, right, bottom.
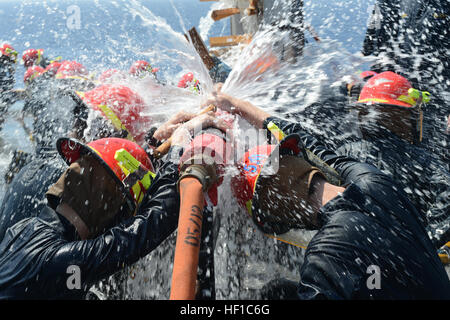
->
37, 205, 80, 241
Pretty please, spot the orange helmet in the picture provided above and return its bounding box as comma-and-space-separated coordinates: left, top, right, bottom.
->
0, 43, 18, 63
57, 137, 155, 213
24, 65, 44, 84
129, 60, 159, 78
22, 49, 44, 68
76, 84, 152, 146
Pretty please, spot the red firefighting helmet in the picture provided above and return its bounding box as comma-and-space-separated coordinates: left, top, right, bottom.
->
357, 71, 429, 107
55, 60, 89, 79
356, 71, 431, 143
129, 60, 159, 77
43, 61, 62, 77
232, 144, 277, 212
22, 49, 44, 68
76, 84, 152, 145
24, 65, 44, 84
177, 72, 201, 94
0, 43, 18, 63
57, 137, 155, 213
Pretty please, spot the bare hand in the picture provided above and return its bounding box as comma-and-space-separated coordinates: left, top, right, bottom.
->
205, 91, 238, 114
153, 110, 197, 141
205, 91, 270, 128
171, 112, 231, 147
214, 83, 224, 93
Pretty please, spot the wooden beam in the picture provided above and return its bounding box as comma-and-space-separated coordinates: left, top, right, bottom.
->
209, 34, 252, 47
185, 27, 216, 70
246, 0, 259, 15
211, 8, 240, 21
306, 23, 321, 42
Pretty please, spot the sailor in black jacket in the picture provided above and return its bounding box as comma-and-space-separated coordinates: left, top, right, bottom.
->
0, 111, 228, 300
292, 71, 449, 251
207, 91, 450, 299
0, 143, 181, 299
336, 127, 449, 249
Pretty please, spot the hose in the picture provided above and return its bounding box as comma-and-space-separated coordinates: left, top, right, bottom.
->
170, 177, 206, 300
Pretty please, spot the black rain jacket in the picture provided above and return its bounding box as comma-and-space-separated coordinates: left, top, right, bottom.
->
264, 117, 450, 299
0, 147, 182, 299
0, 148, 66, 241
337, 129, 449, 248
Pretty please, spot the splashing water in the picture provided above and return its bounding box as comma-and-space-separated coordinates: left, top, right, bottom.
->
1, 0, 448, 299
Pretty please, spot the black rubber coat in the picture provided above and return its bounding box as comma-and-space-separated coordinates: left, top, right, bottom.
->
0, 149, 66, 241
0, 147, 182, 299
264, 117, 450, 299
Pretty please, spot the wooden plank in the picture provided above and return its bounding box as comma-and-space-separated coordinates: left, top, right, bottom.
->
306, 23, 321, 42
246, 0, 259, 15
211, 8, 240, 21
185, 27, 216, 70
209, 34, 252, 47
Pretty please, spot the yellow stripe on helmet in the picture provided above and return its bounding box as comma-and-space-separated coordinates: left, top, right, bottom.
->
357, 98, 389, 104
36, 49, 43, 66
114, 149, 156, 204
87, 145, 103, 158
97, 104, 135, 142
115, 148, 141, 176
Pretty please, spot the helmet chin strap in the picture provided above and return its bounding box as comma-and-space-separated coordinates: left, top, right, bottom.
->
410, 109, 422, 144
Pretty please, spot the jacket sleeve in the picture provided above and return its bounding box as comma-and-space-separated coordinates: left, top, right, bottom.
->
263, 116, 430, 228
263, 116, 373, 187
44, 146, 183, 291
263, 117, 448, 299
